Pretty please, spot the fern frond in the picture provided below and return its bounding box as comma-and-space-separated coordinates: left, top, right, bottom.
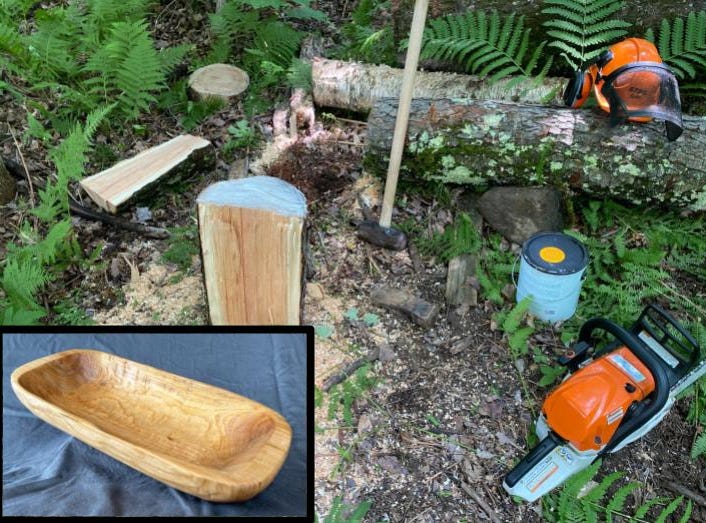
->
542, 0, 630, 68
692, 431, 706, 458
245, 20, 303, 69
605, 481, 640, 520
421, 10, 549, 84
646, 11, 706, 79
655, 496, 684, 523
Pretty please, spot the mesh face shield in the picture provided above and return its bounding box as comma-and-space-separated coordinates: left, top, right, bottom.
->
600, 62, 683, 141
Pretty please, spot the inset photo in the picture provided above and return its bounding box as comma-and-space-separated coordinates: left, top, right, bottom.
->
2, 329, 311, 518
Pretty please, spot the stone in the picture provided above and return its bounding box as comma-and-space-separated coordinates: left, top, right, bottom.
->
371, 286, 439, 328
477, 186, 563, 244
378, 342, 396, 362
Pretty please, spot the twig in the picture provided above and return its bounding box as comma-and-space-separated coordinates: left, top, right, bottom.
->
458, 481, 502, 523
322, 346, 380, 392
662, 480, 706, 507
7, 127, 35, 207
69, 200, 170, 239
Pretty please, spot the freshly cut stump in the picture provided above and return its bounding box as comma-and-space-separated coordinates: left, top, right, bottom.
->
188, 64, 250, 102
197, 176, 307, 325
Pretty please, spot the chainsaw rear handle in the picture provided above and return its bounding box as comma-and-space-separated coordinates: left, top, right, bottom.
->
578, 317, 671, 454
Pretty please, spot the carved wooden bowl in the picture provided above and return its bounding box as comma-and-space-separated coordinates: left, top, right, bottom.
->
11, 349, 292, 502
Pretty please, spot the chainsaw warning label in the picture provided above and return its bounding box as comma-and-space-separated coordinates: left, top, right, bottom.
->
524, 454, 560, 494
609, 354, 646, 382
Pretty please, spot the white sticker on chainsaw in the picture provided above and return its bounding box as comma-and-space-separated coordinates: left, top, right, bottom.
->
523, 454, 560, 495
607, 407, 624, 425
638, 330, 680, 368
608, 354, 646, 382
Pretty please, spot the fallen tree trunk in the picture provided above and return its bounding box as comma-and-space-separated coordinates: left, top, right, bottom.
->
365, 98, 706, 211
312, 58, 564, 112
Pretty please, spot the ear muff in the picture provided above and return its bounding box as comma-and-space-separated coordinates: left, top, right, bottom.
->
564, 70, 593, 108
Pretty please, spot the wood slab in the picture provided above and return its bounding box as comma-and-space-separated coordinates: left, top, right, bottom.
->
80, 135, 212, 213
11, 350, 292, 502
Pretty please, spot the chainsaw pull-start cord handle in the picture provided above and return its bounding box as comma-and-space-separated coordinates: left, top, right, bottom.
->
578, 317, 671, 454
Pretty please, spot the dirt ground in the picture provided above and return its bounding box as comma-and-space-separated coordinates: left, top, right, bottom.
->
2, 1, 704, 522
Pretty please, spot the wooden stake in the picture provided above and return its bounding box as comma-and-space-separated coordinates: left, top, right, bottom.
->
197, 176, 307, 325
379, 0, 429, 228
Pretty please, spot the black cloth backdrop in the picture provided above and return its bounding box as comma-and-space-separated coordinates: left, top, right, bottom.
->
2, 332, 307, 516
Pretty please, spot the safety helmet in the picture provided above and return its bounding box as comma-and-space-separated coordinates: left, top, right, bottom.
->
564, 38, 683, 141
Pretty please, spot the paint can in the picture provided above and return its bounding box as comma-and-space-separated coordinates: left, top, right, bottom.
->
516, 232, 589, 323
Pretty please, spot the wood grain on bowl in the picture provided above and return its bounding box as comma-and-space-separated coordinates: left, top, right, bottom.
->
10, 349, 292, 502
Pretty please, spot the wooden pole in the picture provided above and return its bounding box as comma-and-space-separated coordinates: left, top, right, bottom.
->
379, 0, 430, 228
197, 176, 307, 325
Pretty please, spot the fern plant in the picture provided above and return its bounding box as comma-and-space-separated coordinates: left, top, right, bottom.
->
542, 459, 693, 522
542, 0, 631, 69
339, 0, 396, 65
1, 105, 111, 325
645, 11, 706, 79
318, 496, 372, 523
414, 212, 481, 263
421, 10, 553, 86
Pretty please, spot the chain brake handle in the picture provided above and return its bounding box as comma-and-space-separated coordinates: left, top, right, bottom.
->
631, 304, 700, 370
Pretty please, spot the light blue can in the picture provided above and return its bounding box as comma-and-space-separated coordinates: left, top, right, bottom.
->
516, 232, 589, 323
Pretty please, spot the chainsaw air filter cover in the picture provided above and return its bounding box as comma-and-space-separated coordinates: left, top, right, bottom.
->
543, 347, 655, 452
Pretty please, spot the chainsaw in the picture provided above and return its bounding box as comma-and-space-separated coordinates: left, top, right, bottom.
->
503, 304, 705, 502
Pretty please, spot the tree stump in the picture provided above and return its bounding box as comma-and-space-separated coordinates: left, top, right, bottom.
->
197, 176, 307, 325
188, 64, 250, 103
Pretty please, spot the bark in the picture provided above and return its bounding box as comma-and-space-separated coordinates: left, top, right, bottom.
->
392, 1, 697, 47
312, 58, 565, 112
365, 98, 706, 211
0, 159, 16, 205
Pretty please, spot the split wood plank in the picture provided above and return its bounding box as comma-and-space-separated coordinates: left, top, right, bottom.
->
197, 176, 307, 325
80, 134, 212, 214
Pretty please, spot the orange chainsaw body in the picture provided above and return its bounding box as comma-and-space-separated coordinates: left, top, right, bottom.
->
543, 347, 656, 451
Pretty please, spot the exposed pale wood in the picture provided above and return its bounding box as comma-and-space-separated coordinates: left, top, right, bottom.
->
10, 349, 292, 503
197, 176, 307, 325
371, 286, 439, 328
0, 159, 16, 204
312, 58, 565, 112
446, 254, 478, 306
366, 98, 706, 211
188, 64, 250, 102
80, 135, 212, 214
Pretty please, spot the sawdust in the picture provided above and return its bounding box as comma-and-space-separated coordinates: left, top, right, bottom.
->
93, 260, 208, 325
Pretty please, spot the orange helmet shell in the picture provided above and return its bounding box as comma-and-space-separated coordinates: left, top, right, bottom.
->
593, 38, 663, 114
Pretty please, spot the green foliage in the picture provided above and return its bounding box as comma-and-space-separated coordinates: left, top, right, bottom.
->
161, 226, 199, 272
543, 459, 692, 522
691, 432, 706, 459
319, 496, 372, 523
327, 364, 377, 426
645, 11, 706, 79
1, 106, 110, 325
207, 0, 327, 111
562, 200, 706, 343
542, 0, 631, 69
157, 79, 225, 131
414, 212, 481, 263
338, 0, 396, 65
2, 0, 184, 124
421, 10, 553, 86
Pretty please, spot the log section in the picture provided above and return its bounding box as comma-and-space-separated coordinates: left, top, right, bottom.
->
365, 98, 706, 211
197, 176, 307, 325
312, 58, 565, 112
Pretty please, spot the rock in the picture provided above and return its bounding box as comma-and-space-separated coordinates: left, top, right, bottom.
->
306, 282, 325, 301
371, 286, 439, 328
477, 186, 563, 245
378, 342, 396, 362
376, 455, 409, 475
135, 207, 152, 223
357, 413, 373, 433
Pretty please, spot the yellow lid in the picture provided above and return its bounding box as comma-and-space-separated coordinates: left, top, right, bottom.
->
539, 246, 566, 264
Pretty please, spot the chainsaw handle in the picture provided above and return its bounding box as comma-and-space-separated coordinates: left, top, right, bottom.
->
578, 317, 671, 454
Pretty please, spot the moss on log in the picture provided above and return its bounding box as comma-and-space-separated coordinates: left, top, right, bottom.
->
365, 98, 706, 211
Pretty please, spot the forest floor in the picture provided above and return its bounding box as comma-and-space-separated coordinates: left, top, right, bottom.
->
1, 1, 705, 522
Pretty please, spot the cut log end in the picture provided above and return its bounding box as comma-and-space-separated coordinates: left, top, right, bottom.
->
197, 176, 307, 325
188, 64, 250, 103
